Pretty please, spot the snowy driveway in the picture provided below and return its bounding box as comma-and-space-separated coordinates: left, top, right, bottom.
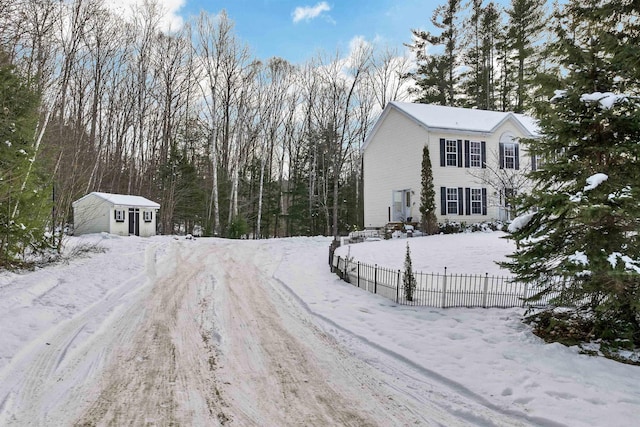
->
0, 235, 637, 426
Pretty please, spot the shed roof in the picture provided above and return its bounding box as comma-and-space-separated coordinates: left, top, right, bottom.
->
73, 192, 160, 208
363, 102, 540, 151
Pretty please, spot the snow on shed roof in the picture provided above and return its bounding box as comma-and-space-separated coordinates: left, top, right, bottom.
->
74, 192, 160, 208
388, 101, 540, 135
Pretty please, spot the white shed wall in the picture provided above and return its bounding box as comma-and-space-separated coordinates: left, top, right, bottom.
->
73, 195, 111, 235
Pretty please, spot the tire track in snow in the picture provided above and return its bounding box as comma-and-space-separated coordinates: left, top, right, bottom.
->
75, 242, 228, 426
208, 241, 464, 426
0, 243, 160, 426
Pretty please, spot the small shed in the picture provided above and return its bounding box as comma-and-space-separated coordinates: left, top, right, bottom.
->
72, 192, 160, 237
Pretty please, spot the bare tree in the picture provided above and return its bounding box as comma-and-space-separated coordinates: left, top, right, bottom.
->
467, 148, 532, 220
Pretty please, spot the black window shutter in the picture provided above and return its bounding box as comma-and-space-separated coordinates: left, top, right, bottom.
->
481, 141, 486, 168
114, 210, 117, 220
440, 139, 445, 167
531, 154, 537, 171
457, 140, 463, 167
440, 187, 446, 215
464, 140, 470, 168
499, 142, 504, 169
457, 187, 463, 214
514, 144, 520, 170
465, 188, 471, 215
482, 188, 487, 215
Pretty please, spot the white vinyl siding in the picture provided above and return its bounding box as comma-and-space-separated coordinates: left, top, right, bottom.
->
363, 103, 537, 227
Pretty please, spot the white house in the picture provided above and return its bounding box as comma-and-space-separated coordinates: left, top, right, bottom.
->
362, 102, 539, 229
72, 192, 160, 237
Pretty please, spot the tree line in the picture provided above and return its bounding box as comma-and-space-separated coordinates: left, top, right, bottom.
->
0, 0, 627, 269
0, 0, 418, 268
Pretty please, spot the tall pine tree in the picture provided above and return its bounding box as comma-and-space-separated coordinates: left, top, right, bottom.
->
503, 0, 548, 112
505, 0, 640, 350
407, 0, 462, 105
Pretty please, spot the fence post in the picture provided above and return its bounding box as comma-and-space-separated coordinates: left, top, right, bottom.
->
357, 262, 360, 288
374, 264, 378, 294
441, 267, 447, 308
482, 273, 489, 308
522, 281, 529, 308
345, 257, 349, 283
396, 269, 401, 303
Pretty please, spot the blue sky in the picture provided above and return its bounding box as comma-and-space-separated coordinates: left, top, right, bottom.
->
176, 0, 499, 63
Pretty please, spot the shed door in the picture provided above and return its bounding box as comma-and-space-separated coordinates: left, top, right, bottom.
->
128, 208, 140, 236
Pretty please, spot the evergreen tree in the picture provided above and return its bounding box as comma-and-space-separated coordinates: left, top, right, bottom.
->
419, 145, 438, 235
505, 0, 640, 350
403, 243, 417, 302
0, 55, 51, 268
460, 0, 501, 110
503, 0, 548, 112
407, 0, 462, 105
479, 2, 501, 110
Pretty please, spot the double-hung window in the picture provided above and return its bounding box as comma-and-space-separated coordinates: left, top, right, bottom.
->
445, 140, 458, 166
446, 188, 459, 214
143, 211, 153, 222
503, 143, 516, 169
469, 141, 482, 168
471, 189, 483, 214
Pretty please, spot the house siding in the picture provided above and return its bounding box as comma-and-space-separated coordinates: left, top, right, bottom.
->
363, 108, 424, 228
363, 104, 536, 229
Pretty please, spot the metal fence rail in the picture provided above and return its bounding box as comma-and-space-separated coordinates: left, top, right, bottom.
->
332, 254, 560, 309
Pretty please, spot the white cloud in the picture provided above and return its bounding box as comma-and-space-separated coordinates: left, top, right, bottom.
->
292, 2, 331, 23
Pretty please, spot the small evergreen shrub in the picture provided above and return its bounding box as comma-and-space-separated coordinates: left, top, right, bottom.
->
403, 243, 417, 302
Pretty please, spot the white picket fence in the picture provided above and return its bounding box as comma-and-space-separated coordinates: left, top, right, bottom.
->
331, 254, 563, 308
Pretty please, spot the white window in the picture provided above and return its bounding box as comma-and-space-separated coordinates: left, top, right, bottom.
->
471, 189, 483, 214
114, 209, 125, 222
143, 211, 153, 222
446, 140, 458, 166
446, 188, 458, 214
469, 141, 481, 168
504, 143, 516, 169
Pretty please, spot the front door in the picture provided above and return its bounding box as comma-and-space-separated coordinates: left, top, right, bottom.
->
392, 190, 411, 222
128, 208, 140, 236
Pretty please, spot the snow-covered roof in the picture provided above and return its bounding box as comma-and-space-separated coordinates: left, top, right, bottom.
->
74, 192, 160, 208
391, 101, 539, 134
363, 102, 539, 151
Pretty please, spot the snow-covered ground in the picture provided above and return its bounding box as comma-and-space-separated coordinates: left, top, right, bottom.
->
0, 232, 638, 426
335, 231, 516, 276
